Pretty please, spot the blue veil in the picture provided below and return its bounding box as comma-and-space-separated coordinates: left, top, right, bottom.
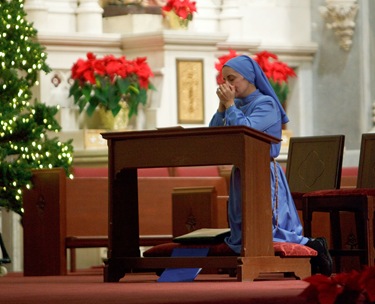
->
224, 55, 289, 124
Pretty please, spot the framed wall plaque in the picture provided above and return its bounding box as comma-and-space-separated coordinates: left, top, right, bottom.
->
176, 59, 204, 124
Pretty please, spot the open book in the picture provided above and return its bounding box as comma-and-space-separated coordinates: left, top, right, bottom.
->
173, 228, 231, 244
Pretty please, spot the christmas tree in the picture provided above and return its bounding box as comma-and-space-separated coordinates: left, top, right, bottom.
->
0, 0, 74, 217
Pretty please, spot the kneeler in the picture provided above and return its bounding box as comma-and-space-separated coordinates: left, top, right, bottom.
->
143, 241, 317, 280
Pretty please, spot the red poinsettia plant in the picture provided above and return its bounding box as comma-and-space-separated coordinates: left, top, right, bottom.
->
300, 266, 375, 304
69, 52, 155, 119
215, 50, 296, 104
254, 51, 296, 104
162, 0, 197, 21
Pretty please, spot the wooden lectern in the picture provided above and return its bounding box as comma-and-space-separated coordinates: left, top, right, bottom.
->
102, 126, 287, 282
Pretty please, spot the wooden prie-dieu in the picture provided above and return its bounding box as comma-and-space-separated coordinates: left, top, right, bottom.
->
101, 126, 312, 282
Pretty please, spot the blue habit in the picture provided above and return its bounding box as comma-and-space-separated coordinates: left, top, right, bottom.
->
209, 89, 309, 254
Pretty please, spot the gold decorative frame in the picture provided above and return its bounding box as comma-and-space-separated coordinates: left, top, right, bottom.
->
176, 59, 204, 124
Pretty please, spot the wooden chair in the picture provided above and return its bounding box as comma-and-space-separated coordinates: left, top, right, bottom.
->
285, 135, 345, 214
302, 133, 375, 273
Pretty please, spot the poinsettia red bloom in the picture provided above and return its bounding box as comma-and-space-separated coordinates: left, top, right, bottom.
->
162, 0, 197, 20
302, 274, 343, 304
254, 50, 296, 104
359, 266, 375, 302
69, 52, 155, 119
301, 266, 375, 304
254, 51, 296, 84
131, 57, 154, 89
267, 61, 296, 84
71, 53, 97, 85
334, 270, 363, 292
253, 51, 278, 73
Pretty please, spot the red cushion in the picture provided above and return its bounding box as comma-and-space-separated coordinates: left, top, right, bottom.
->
143, 242, 317, 258
303, 188, 375, 197
273, 242, 317, 257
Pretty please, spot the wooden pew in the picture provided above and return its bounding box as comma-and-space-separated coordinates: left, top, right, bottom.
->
137, 176, 228, 236
23, 168, 228, 275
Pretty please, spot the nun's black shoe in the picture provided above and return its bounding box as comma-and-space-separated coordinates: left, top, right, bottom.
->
305, 237, 333, 277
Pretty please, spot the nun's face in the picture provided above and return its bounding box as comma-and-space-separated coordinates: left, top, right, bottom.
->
222, 66, 255, 98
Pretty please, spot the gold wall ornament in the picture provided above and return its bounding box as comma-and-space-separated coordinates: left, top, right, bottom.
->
319, 0, 359, 51
176, 59, 204, 124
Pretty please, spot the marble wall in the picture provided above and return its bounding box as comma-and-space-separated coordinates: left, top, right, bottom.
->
310, 0, 374, 166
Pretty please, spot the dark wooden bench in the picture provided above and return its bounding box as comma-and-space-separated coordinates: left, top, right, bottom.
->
23, 168, 228, 275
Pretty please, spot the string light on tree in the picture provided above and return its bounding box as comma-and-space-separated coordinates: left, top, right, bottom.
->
0, 0, 74, 217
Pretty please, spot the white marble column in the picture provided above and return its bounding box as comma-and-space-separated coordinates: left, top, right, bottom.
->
76, 0, 104, 34
1, 211, 23, 272
190, 0, 220, 33
45, 0, 77, 33
24, 0, 49, 31
219, 0, 242, 41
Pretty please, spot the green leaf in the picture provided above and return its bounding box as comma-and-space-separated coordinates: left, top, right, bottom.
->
107, 90, 121, 111
111, 105, 122, 117
95, 86, 109, 106
270, 80, 289, 104
128, 84, 140, 95
116, 78, 131, 94
86, 95, 100, 115
138, 89, 147, 106
69, 81, 79, 97
148, 83, 157, 91
82, 84, 92, 101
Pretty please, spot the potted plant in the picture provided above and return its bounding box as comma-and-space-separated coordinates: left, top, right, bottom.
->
162, 0, 197, 29
69, 52, 155, 129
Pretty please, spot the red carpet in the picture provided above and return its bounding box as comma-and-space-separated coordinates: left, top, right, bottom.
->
1, 268, 313, 304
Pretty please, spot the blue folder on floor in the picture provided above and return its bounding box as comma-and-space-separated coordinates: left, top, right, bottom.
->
157, 247, 209, 282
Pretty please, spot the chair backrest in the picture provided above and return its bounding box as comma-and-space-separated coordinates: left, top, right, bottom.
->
286, 135, 345, 193
357, 133, 375, 188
